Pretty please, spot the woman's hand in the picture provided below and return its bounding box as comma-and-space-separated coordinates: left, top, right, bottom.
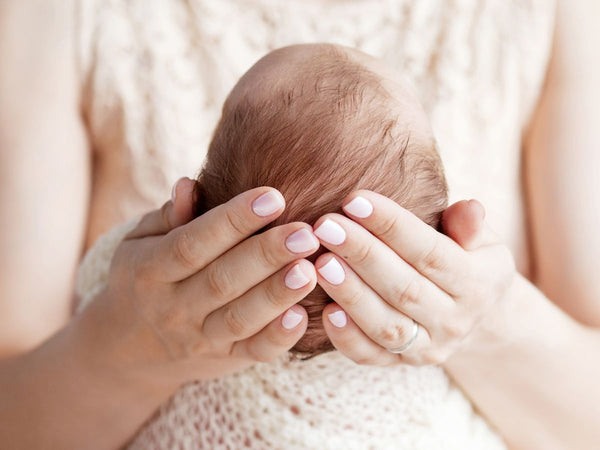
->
88, 178, 320, 387
312, 190, 516, 366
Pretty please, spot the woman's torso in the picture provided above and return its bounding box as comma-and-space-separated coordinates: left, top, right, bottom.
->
75, 0, 555, 447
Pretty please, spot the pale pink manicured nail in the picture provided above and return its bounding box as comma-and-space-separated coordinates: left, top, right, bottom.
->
328, 310, 347, 328
252, 191, 285, 217
317, 257, 345, 285
468, 199, 486, 221
171, 177, 185, 203
285, 229, 319, 253
343, 196, 373, 218
282, 308, 303, 329
284, 264, 311, 290
314, 219, 346, 245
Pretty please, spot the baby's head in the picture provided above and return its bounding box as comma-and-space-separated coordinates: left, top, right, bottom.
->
193, 43, 448, 360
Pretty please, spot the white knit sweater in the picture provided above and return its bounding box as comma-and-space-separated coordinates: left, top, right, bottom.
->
76, 217, 507, 449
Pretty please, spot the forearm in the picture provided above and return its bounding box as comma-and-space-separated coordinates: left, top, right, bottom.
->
445, 274, 600, 449
0, 296, 178, 450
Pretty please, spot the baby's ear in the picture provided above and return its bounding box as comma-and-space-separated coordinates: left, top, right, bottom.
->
192, 178, 209, 218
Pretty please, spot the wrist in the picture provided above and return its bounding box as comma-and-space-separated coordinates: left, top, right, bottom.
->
73, 288, 183, 398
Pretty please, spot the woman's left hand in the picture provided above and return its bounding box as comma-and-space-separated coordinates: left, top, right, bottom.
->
312, 190, 516, 366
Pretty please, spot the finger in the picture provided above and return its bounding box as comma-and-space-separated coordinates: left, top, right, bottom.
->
440, 199, 501, 250
229, 304, 308, 363
202, 260, 317, 342
148, 187, 287, 282
314, 253, 433, 351
322, 303, 435, 366
340, 190, 470, 290
321, 303, 399, 366
179, 223, 319, 312
125, 177, 196, 240
313, 212, 459, 307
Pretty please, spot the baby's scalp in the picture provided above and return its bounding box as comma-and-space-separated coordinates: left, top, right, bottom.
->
194, 43, 448, 359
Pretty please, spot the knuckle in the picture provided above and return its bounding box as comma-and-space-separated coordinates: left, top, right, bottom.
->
256, 234, 283, 268
395, 277, 422, 308
373, 214, 399, 241
348, 242, 375, 266
262, 278, 289, 310
225, 207, 250, 237
205, 264, 237, 300
376, 320, 409, 349
418, 240, 446, 276
172, 230, 197, 270
340, 287, 362, 308
223, 304, 249, 338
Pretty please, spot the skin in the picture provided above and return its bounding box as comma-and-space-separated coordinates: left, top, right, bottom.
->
0, 1, 598, 449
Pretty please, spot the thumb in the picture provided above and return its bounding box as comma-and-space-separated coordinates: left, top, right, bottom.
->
170, 176, 197, 226
441, 199, 500, 251
125, 177, 197, 240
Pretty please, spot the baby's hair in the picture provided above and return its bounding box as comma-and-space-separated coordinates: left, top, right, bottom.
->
194, 44, 448, 360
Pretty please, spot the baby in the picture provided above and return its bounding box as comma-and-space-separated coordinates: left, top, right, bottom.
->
192, 43, 448, 360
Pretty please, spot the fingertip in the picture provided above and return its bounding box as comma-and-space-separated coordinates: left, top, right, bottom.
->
343, 188, 374, 204
281, 304, 307, 331
342, 194, 374, 219
171, 176, 193, 202
171, 177, 196, 224
314, 252, 336, 269
251, 187, 286, 217
322, 303, 348, 329
322, 301, 340, 317
283, 260, 317, 290
311, 212, 343, 231
314, 254, 346, 286
467, 199, 486, 222
441, 199, 479, 236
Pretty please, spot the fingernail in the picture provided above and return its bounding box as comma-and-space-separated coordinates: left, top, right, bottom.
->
285, 229, 319, 253
313, 219, 346, 245
317, 257, 345, 285
252, 191, 285, 217
468, 199, 486, 221
343, 196, 373, 218
284, 264, 311, 290
328, 310, 347, 328
282, 308, 303, 329
171, 177, 185, 203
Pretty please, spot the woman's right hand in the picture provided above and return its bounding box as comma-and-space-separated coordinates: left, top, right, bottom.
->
88, 178, 318, 387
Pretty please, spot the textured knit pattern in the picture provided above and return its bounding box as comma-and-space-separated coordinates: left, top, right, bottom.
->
74, 0, 556, 448
75, 218, 507, 450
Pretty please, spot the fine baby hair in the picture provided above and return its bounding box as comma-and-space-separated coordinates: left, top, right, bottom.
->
193, 43, 448, 359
